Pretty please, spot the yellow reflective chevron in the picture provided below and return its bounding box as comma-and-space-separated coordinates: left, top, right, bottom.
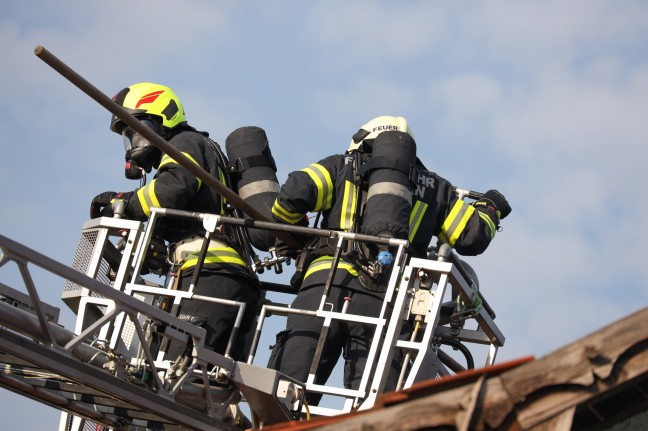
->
159, 152, 202, 189
304, 256, 359, 280
136, 179, 161, 217
439, 199, 475, 247
301, 163, 333, 212
409, 200, 428, 242
340, 180, 357, 231
478, 211, 497, 239
272, 200, 304, 224
474, 201, 502, 219
180, 246, 246, 271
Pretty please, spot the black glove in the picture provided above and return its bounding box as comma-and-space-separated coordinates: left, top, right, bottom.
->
90, 191, 116, 218
480, 189, 511, 219
273, 235, 307, 259
90, 191, 132, 219
272, 215, 310, 258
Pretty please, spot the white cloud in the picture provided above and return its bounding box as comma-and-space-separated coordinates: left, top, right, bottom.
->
306, 1, 446, 65
2, 0, 648, 427
430, 73, 503, 124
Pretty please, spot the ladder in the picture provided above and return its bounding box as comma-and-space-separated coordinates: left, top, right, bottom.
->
0, 205, 504, 429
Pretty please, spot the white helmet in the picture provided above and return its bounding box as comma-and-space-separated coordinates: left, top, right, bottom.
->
347, 116, 414, 153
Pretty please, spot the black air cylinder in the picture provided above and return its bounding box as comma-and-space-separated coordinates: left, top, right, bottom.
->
361, 130, 416, 241
225, 126, 279, 251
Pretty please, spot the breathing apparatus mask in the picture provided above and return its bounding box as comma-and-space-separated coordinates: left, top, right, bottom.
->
122, 118, 163, 180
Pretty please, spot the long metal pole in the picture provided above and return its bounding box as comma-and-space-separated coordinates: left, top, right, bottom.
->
33, 45, 294, 241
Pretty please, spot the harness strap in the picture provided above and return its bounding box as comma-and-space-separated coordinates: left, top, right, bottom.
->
226, 154, 276, 173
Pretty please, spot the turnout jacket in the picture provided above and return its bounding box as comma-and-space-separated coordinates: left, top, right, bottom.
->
272, 153, 499, 289
126, 126, 251, 278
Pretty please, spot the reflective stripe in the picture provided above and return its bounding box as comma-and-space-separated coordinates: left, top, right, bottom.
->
439, 199, 475, 247
238, 180, 280, 200
340, 180, 357, 231
159, 152, 203, 189
272, 200, 304, 224
301, 163, 333, 212
409, 200, 428, 242
217, 167, 227, 215
304, 256, 358, 280
478, 211, 497, 239
180, 246, 246, 270
172, 237, 229, 263
136, 179, 161, 217
367, 182, 411, 203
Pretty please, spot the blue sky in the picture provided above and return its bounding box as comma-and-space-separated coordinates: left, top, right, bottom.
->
2, 1, 648, 428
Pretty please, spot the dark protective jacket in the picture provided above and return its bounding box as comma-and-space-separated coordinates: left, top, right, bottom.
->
271, 153, 499, 290
126, 125, 252, 278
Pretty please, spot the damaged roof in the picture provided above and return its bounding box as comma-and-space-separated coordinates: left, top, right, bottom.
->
259, 306, 648, 431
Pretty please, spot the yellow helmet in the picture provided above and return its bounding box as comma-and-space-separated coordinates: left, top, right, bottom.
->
110, 82, 186, 134
347, 116, 414, 153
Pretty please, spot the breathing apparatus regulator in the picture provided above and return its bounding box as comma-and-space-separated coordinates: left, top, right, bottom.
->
121, 117, 166, 184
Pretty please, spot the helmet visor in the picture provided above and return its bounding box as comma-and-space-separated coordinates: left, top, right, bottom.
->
121, 118, 158, 152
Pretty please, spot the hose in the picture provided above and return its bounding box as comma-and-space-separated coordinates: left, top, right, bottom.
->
438, 338, 474, 371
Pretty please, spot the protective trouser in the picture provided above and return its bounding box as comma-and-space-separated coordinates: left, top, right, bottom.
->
267, 284, 407, 406
167, 272, 259, 362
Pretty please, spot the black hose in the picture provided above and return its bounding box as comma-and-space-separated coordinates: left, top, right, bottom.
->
439, 339, 474, 371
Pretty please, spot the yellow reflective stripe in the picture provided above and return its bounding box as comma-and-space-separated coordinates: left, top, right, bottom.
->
301, 163, 333, 212
440, 199, 475, 247
478, 211, 497, 239
272, 200, 304, 224
159, 152, 200, 169
340, 180, 357, 231
180, 247, 246, 270
304, 256, 358, 280
136, 179, 161, 217
409, 200, 428, 241
475, 201, 501, 219
159, 152, 202, 189
218, 167, 227, 215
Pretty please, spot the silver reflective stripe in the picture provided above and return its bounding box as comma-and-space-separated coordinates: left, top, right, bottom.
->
367, 182, 411, 203
238, 180, 280, 200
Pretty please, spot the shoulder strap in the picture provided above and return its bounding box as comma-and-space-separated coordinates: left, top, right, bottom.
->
226, 154, 276, 173
350, 152, 368, 234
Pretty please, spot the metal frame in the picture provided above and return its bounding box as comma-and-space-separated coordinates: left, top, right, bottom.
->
0, 205, 506, 428
0, 229, 299, 430
245, 232, 505, 417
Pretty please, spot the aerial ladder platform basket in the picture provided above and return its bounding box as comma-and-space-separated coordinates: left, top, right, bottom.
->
1, 202, 504, 430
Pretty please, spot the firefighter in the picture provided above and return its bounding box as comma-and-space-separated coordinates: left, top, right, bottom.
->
267, 116, 511, 405
89, 82, 260, 362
